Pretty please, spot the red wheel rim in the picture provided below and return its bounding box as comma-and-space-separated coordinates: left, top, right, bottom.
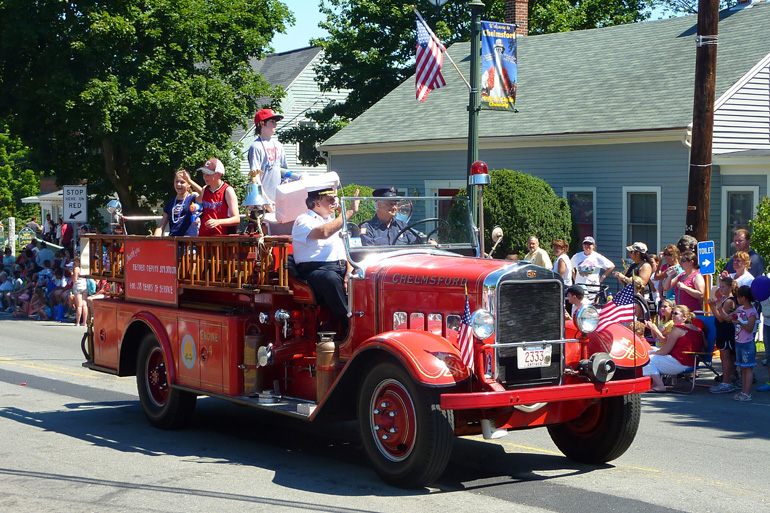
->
368, 379, 417, 462
146, 346, 169, 407
566, 400, 605, 436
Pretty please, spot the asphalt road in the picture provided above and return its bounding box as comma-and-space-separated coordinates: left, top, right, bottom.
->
1, 315, 769, 512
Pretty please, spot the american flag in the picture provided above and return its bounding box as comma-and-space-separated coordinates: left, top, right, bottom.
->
458, 297, 474, 373
596, 284, 635, 332
415, 15, 446, 102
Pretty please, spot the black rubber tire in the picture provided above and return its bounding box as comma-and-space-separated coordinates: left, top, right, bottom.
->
136, 334, 196, 430
547, 394, 641, 464
358, 361, 454, 488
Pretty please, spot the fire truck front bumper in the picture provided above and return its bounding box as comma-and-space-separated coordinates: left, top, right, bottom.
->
440, 377, 650, 411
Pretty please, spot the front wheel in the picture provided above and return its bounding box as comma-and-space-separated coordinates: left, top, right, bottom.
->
136, 334, 196, 429
547, 394, 641, 464
358, 361, 454, 488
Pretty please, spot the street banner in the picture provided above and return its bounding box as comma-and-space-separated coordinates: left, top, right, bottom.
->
124, 239, 178, 307
480, 21, 517, 111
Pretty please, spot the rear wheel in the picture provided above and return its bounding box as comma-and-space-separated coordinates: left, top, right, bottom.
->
136, 334, 196, 429
358, 361, 454, 488
547, 394, 641, 464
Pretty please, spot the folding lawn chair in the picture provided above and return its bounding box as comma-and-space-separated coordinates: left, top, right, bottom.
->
664, 314, 721, 394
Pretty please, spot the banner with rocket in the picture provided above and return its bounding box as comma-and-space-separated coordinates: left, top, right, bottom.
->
480, 21, 517, 112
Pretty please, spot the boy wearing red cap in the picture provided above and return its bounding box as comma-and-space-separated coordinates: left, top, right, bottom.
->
189, 158, 240, 236
248, 108, 289, 210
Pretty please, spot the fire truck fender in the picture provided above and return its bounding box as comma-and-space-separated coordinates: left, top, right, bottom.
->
118, 311, 176, 384
351, 330, 472, 386
565, 322, 651, 368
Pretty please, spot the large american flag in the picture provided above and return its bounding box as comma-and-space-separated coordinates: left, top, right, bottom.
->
596, 284, 635, 332
415, 15, 446, 102
458, 297, 474, 373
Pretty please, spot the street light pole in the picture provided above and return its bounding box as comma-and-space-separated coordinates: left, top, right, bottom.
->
467, 0, 485, 225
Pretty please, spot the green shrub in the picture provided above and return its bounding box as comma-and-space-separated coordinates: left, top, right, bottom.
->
749, 196, 770, 274
480, 169, 572, 259
339, 183, 374, 226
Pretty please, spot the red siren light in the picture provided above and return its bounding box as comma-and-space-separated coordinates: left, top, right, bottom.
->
469, 160, 490, 185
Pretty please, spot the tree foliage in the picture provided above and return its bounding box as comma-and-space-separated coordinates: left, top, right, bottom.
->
480, 169, 572, 259
281, 0, 656, 165
530, 0, 655, 34
0, 125, 41, 221
0, 0, 292, 217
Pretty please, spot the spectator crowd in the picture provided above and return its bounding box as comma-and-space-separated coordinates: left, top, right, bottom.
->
531, 229, 768, 401
0, 234, 104, 325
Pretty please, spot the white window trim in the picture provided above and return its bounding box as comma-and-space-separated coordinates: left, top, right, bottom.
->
621, 186, 661, 257
720, 185, 760, 259
562, 187, 597, 244
425, 180, 466, 218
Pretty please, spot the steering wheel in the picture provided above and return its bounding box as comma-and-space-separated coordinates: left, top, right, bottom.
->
394, 218, 451, 244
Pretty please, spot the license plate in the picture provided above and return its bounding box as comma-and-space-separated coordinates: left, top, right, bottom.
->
517, 344, 552, 369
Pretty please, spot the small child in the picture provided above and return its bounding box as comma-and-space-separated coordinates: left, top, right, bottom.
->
731, 285, 757, 401
652, 299, 676, 347
708, 275, 738, 394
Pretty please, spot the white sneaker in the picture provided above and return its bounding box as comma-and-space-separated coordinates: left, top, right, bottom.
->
710, 382, 735, 394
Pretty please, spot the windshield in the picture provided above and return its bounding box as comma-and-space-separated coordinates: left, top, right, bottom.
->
339, 195, 478, 262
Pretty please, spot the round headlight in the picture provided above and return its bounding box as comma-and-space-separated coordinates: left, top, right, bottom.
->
471, 309, 495, 339
574, 305, 600, 333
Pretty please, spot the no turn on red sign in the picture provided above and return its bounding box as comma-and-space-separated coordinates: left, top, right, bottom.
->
63, 185, 88, 223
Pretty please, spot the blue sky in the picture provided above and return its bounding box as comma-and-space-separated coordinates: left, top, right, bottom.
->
271, 0, 328, 54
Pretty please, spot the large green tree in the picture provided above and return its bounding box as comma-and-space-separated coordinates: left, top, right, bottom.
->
0, 0, 292, 216
282, 0, 656, 165
0, 125, 40, 221
531, 0, 654, 34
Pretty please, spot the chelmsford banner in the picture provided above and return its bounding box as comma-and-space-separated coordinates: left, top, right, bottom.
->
480, 21, 517, 111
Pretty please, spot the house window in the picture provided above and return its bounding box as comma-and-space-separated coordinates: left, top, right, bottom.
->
425, 180, 466, 218
296, 140, 316, 165
721, 186, 759, 259
622, 187, 660, 255
563, 188, 596, 245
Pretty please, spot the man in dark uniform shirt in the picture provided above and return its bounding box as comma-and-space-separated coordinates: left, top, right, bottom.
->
359, 188, 419, 246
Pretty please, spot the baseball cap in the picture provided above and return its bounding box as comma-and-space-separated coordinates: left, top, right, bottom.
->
626, 242, 648, 253
199, 158, 225, 175
582, 236, 595, 244
254, 108, 284, 125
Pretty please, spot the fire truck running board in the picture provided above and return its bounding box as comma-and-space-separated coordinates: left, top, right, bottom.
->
172, 385, 317, 420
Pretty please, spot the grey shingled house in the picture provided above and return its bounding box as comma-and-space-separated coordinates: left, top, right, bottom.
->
321, 2, 770, 272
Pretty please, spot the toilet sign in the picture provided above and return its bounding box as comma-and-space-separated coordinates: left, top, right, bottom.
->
63, 185, 88, 223
697, 240, 716, 275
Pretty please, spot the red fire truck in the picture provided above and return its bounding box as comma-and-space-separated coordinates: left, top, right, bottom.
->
82, 171, 650, 488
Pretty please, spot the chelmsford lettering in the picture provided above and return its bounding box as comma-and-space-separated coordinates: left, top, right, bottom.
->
391, 274, 468, 287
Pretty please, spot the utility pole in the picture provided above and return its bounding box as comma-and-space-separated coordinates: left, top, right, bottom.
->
467, 0, 484, 224
685, 0, 719, 241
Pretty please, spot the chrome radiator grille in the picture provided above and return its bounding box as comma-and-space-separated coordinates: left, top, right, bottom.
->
495, 280, 564, 389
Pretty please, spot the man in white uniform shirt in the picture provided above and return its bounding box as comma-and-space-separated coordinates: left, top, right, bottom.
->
292, 185, 359, 340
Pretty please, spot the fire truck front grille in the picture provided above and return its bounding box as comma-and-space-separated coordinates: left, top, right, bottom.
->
495, 280, 564, 390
